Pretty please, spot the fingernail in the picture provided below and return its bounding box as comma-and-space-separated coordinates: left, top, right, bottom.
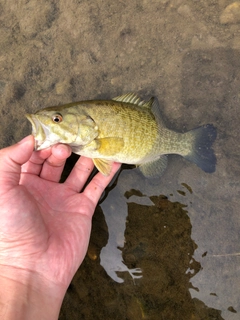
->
52, 143, 68, 155
56, 143, 71, 151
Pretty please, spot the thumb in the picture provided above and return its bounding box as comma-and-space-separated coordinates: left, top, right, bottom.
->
0, 135, 34, 188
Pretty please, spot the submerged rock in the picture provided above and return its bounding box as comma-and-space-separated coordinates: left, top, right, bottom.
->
220, 2, 240, 24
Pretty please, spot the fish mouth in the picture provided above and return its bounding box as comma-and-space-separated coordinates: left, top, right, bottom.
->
25, 114, 48, 150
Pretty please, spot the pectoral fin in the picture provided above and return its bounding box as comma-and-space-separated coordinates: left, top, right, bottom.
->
96, 137, 124, 156
93, 158, 114, 176
72, 137, 124, 156
92, 137, 123, 175
138, 155, 168, 178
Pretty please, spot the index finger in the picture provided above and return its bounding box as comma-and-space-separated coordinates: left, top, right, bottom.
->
21, 147, 52, 175
39, 144, 72, 182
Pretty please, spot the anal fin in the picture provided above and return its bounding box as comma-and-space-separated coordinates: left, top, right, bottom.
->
138, 155, 168, 178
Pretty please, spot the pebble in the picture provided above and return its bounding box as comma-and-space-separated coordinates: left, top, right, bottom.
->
87, 243, 98, 261
55, 79, 71, 95
177, 4, 194, 20
220, 2, 240, 24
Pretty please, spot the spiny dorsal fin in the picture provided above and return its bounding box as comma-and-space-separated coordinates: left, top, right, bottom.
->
112, 93, 152, 108
150, 97, 166, 128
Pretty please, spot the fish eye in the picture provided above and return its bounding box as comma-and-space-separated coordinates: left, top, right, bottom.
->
52, 114, 63, 123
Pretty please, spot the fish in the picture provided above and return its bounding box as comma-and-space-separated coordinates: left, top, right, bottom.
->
26, 93, 217, 177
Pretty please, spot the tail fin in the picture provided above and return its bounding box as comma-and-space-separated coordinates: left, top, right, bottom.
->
184, 124, 217, 173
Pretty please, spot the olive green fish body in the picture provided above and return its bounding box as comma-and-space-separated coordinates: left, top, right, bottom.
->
26, 93, 217, 177
70, 101, 160, 163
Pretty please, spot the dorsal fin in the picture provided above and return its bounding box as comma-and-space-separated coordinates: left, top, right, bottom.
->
112, 93, 152, 108
150, 97, 166, 128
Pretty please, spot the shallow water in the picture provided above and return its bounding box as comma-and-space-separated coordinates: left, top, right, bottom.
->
1, 0, 240, 319
60, 153, 239, 320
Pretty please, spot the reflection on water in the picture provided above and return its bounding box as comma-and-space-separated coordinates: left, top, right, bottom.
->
60, 165, 226, 320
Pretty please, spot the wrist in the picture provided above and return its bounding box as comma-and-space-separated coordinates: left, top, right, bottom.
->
0, 265, 65, 320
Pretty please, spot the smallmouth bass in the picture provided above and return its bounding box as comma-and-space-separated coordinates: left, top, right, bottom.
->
26, 93, 217, 177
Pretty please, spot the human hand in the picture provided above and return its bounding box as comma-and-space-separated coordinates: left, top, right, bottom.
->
0, 135, 121, 319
